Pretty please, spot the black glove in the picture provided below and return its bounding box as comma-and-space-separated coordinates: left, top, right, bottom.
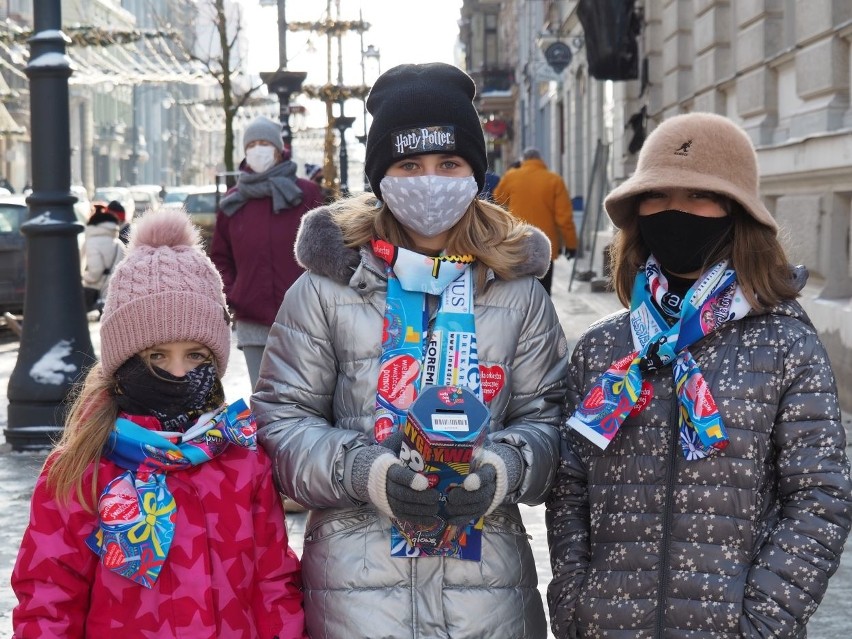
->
562, 247, 577, 260
443, 441, 523, 526
347, 436, 440, 526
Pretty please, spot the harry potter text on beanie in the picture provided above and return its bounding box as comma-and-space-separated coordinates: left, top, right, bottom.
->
364, 62, 487, 200
99, 208, 231, 376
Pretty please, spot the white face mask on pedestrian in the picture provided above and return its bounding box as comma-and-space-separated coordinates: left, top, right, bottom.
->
380, 175, 478, 238
245, 145, 277, 174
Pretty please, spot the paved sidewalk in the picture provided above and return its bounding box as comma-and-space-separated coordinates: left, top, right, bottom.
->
1, 259, 850, 637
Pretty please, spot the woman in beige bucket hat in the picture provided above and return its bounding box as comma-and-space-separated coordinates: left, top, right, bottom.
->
547, 112, 851, 637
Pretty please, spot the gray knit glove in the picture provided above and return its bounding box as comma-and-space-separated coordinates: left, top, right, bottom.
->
444, 441, 523, 526
347, 434, 440, 525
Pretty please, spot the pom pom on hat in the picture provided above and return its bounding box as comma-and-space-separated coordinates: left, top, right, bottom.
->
364, 62, 487, 200
243, 115, 284, 153
99, 208, 231, 377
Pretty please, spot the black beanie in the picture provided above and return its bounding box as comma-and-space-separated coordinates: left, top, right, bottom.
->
365, 62, 487, 200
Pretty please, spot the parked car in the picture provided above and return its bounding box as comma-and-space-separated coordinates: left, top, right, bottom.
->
129, 184, 163, 216
182, 187, 219, 253
92, 186, 135, 222
0, 196, 27, 314
0, 194, 90, 315
161, 185, 199, 211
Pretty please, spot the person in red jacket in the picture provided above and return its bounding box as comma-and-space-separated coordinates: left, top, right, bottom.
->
12, 208, 306, 639
211, 116, 324, 390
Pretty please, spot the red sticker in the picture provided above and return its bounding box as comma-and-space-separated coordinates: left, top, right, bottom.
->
479, 365, 505, 403
104, 542, 125, 569
629, 381, 654, 416
585, 386, 605, 410
100, 477, 141, 524
376, 354, 420, 409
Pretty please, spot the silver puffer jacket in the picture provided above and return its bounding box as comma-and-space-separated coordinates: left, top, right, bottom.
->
547, 273, 852, 638
253, 207, 569, 639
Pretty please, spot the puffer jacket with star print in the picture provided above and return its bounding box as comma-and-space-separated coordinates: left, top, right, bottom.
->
546, 292, 852, 638
12, 414, 306, 639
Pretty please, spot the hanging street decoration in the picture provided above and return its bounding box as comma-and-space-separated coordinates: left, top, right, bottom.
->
288, 20, 370, 37
301, 83, 371, 102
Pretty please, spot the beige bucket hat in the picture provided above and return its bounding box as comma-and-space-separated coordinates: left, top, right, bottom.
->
604, 112, 777, 232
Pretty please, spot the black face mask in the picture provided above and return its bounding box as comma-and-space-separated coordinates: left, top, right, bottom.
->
637, 209, 733, 275
113, 356, 223, 431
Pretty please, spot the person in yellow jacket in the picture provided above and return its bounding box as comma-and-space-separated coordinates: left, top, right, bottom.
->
494, 148, 578, 294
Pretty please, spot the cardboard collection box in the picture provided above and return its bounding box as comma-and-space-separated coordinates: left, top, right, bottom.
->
391, 384, 490, 560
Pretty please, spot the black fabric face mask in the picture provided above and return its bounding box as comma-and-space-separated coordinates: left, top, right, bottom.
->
113, 355, 223, 431
637, 209, 733, 275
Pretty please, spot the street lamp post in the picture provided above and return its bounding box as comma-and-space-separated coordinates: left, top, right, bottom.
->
357, 43, 380, 191
260, 0, 306, 151
5, 1, 95, 450
334, 113, 355, 196
129, 84, 141, 185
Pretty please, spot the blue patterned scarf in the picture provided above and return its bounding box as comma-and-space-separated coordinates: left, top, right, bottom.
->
370, 239, 480, 442
569, 258, 751, 459
86, 399, 256, 588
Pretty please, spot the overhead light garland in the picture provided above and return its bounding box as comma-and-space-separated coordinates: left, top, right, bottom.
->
288, 20, 370, 37
0, 24, 214, 86
300, 83, 370, 102
0, 26, 177, 47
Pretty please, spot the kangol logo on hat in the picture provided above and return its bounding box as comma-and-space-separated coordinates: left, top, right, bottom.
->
391, 126, 456, 157
674, 140, 692, 156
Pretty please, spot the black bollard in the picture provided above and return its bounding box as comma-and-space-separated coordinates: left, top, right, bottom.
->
5, 2, 95, 450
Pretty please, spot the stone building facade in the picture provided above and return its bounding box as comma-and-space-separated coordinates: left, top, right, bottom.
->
460, 0, 852, 411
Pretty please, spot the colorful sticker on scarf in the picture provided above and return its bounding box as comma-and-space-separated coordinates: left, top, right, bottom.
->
568, 257, 751, 459
374, 285, 427, 442
629, 380, 654, 416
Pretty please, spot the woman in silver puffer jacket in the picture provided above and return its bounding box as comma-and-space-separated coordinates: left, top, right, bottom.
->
253, 63, 569, 639
547, 112, 852, 638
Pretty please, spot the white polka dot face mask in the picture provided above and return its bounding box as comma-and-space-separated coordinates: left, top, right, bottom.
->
379, 175, 478, 238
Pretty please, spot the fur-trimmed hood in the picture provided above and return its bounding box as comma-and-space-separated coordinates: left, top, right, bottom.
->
294, 205, 552, 286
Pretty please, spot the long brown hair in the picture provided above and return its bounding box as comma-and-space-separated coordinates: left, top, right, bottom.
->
46, 363, 119, 512
610, 200, 798, 310
331, 193, 535, 288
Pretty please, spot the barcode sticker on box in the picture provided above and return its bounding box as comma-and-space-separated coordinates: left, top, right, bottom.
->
431, 414, 470, 432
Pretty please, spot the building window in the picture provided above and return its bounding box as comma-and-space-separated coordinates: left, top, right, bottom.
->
485, 13, 498, 66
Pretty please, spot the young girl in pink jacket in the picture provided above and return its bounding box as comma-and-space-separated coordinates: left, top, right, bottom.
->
12, 208, 306, 638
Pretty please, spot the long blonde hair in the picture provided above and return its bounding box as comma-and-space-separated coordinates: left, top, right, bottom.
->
331, 193, 535, 287
46, 363, 119, 512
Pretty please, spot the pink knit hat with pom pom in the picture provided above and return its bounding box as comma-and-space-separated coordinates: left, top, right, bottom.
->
99, 209, 231, 376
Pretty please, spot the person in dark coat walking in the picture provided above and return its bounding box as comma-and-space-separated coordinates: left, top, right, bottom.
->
547, 112, 852, 638
106, 200, 131, 245
210, 116, 323, 390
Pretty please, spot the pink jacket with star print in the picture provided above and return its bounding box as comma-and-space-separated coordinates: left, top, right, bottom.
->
11, 417, 305, 639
